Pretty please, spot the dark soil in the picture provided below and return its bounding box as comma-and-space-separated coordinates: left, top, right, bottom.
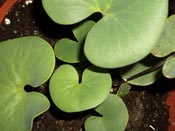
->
1, 0, 175, 131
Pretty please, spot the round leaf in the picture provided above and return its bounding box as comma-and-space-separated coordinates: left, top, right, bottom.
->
163, 57, 175, 78
49, 64, 112, 112
152, 15, 175, 57
0, 36, 55, 131
54, 39, 85, 63
119, 55, 162, 86
54, 21, 95, 63
84, 0, 168, 68
85, 94, 128, 131
42, 0, 168, 68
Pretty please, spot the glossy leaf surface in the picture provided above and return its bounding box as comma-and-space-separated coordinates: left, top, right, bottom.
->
85, 94, 128, 131
49, 64, 112, 112
163, 57, 175, 78
42, 0, 168, 68
54, 21, 95, 63
152, 15, 175, 57
0, 36, 55, 131
119, 55, 161, 86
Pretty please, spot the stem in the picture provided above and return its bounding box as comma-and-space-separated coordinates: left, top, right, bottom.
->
113, 53, 175, 87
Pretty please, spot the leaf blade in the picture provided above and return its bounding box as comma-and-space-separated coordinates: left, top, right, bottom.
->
49, 64, 112, 112
85, 94, 128, 131
0, 36, 55, 130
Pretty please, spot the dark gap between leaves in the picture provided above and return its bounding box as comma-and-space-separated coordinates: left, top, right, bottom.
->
24, 85, 39, 92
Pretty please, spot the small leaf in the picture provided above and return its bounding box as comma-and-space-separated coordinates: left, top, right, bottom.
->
119, 55, 162, 86
85, 94, 128, 131
152, 15, 175, 57
73, 20, 95, 42
54, 39, 85, 63
163, 57, 175, 78
54, 20, 95, 63
117, 83, 131, 97
49, 64, 112, 112
0, 36, 55, 131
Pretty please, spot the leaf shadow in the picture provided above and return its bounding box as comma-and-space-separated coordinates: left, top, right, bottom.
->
32, 0, 75, 41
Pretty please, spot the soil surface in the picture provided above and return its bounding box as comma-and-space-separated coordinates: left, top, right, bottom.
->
1, 0, 175, 131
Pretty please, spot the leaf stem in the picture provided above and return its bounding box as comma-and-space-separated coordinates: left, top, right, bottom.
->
113, 53, 175, 87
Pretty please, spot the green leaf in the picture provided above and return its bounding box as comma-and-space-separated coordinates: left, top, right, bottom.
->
54, 39, 85, 63
119, 55, 162, 86
54, 20, 95, 63
42, 0, 97, 24
0, 36, 55, 131
85, 94, 128, 131
42, 0, 168, 68
163, 57, 175, 78
117, 83, 131, 97
152, 15, 175, 57
49, 64, 112, 112
73, 20, 95, 43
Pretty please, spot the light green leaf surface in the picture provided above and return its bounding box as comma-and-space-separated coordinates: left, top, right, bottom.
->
49, 64, 112, 112
54, 21, 95, 63
0, 36, 55, 131
119, 55, 162, 86
73, 20, 95, 42
163, 57, 175, 78
152, 15, 175, 57
85, 94, 128, 131
42, 0, 168, 68
42, 0, 97, 24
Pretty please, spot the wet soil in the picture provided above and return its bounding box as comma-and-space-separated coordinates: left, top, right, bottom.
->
1, 0, 175, 131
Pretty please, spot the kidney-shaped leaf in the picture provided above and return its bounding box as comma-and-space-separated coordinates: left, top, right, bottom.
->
54, 20, 95, 63
119, 55, 162, 86
85, 94, 128, 131
152, 15, 175, 57
42, 0, 168, 68
163, 57, 175, 78
49, 64, 112, 112
0, 36, 55, 131
54, 39, 85, 63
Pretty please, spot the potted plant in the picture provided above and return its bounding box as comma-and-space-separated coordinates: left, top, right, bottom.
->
0, 0, 175, 131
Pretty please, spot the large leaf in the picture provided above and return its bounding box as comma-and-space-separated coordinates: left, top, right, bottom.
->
42, 0, 168, 68
163, 57, 175, 78
85, 94, 128, 131
152, 15, 175, 57
0, 36, 55, 131
54, 20, 95, 63
49, 64, 112, 112
119, 55, 162, 86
